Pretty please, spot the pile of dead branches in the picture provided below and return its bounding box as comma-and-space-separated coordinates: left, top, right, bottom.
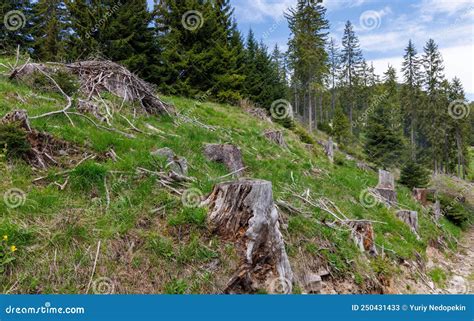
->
8, 59, 174, 116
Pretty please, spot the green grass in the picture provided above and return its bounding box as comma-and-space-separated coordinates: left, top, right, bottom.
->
0, 55, 468, 294
428, 267, 448, 288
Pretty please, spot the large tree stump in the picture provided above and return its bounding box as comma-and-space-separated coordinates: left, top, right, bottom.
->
264, 130, 286, 147
375, 169, 397, 207
324, 138, 334, 163
348, 221, 378, 256
413, 188, 428, 205
396, 210, 419, 238
203, 179, 293, 294
203, 144, 245, 177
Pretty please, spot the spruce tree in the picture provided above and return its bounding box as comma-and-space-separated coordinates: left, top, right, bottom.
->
31, 0, 68, 61
399, 159, 430, 189
327, 38, 341, 119
0, 0, 33, 52
332, 105, 351, 146
340, 20, 363, 132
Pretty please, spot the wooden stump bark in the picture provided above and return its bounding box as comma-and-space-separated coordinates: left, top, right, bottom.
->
433, 200, 442, 221
413, 188, 428, 205
203, 179, 293, 294
396, 210, 419, 238
348, 221, 378, 256
375, 169, 397, 207
264, 130, 286, 147
203, 144, 245, 177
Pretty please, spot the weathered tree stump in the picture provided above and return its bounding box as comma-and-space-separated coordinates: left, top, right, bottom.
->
375, 169, 397, 207
264, 130, 286, 147
1, 109, 31, 131
151, 147, 188, 176
348, 221, 378, 256
396, 210, 419, 237
433, 200, 442, 221
324, 138, 334, 163
203, 179, 293, 294
413, 188, 429, 205
247, 108, 272, 122
203, 144, 245, 177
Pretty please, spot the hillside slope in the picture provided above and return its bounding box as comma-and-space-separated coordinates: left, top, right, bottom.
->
0, 58, 470, 294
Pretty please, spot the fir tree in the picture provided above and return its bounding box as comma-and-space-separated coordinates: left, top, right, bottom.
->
0, 0, 33, 52
399, 159, 430, 189
332, 105, 351, 146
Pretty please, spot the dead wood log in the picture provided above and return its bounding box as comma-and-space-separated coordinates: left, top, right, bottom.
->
203, 144, 245, 177
347, 221, 378, 256
396, 210, 419, 237
264, 130, 286, 147
203, 179, 293, 294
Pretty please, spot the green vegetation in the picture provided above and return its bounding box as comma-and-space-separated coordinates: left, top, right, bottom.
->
399, 160, 430, 189
0, 54, 468, 294
428, 267, 448, 288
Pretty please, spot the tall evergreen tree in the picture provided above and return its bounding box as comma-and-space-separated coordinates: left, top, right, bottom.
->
340, 20, 363, 132
31, 0, 68, 61
327, 38, 341, 119
0, 0, 33, 52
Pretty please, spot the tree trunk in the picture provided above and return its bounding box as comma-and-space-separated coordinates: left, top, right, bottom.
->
348, 221, 377, 256
203, 144, 245, 177
412, 188, 428, 205
264, 130, 286, 147
204, 179, 293, 294
375, 169, 397, 207
396, 210, 419, 238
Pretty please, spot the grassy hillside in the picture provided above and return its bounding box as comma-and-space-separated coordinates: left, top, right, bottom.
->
0, 57, 466, 294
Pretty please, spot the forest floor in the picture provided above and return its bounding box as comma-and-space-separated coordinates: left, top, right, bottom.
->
443, 228, 473, 294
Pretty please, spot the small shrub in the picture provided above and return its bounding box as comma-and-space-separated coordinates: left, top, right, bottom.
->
428, 267, 448, 288
438, 194, 472, 227
399, 160, 430, 189
0, 124, 31, 159
334, 153, 347, 166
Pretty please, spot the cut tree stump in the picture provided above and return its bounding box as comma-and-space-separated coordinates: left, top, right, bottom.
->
413, 188, 429, 205
302, 273, 322, 294
348, 221, 378, 256
264, 130, 286, 147
396, 210, 419, 238
324, 138, 334, 163
203, 179, 293, 294
151, 147, 188, 176
375, 169, 397, 207
203, 144, 245, 177
433, 200, 442, 221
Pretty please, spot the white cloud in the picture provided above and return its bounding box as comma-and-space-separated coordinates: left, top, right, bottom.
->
325, 0, 371, 11
417, 0, 473, 16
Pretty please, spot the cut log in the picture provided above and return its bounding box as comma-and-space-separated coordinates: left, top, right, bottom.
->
203, 179, 293, 294
203, 144, 245, 177
413, 188, 429, 205
151, 147, 188, 176
264, 130, 286, 147
324, 138, 334, 163
348, 221, 378, 256
396, 210, 419, 237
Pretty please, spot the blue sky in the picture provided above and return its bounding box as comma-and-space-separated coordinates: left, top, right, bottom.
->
148, 0, 473, 100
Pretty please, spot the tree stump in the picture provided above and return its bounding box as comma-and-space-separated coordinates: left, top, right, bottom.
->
1, 109, 31, 131
433, 200, 442, 221
264, 130, 286, 147
324, 138, 334, 163
302, 273, 322, 294
203, 179, 293, 294
151, 147, 188, 176
413, 188, 428, 205
203, 144, 245, 177
396, 210, 419, 238
375, 169, 397, 207
348, 221, 378, 256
